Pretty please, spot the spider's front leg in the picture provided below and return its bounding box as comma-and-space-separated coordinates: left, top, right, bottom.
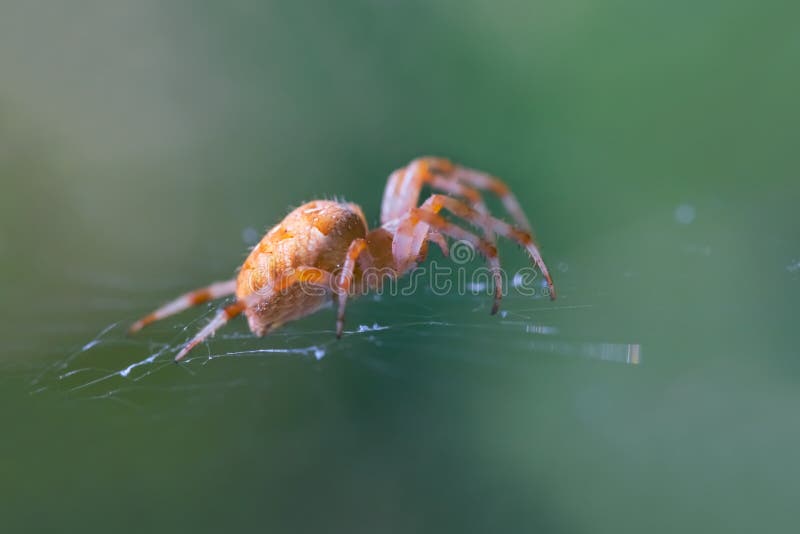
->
380, 158, 494, 244
380, 157, 537, 237
389, 196, 556, 315
394, 210, 505, 314
414, 156, 535, 233
414, 195, 556, 300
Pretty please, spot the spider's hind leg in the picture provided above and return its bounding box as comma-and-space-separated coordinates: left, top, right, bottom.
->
174, 301, 245, 362
175, 266, 339, 362
129, 279, 237, 334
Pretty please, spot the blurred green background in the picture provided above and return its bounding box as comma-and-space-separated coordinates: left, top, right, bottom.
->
1, 1, 798, 532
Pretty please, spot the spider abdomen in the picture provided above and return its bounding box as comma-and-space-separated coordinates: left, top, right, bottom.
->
236, 200, 368, 336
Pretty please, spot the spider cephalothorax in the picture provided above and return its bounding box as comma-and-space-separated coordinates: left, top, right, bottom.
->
129, 157, 556, 361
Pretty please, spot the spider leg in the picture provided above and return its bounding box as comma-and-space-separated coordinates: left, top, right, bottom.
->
174, 301, 246, 362
428, 175, 495, 243
336, 238, 372, 338
175, 267, 337, 362
380, 158, 491, 233
129, 279, 237, 334
405, 208, 505, 314
419, 157, 534, 233
427, 231, 449, 257
413, 195, 556, 300
380, 157, 530, 241
380, 163, 429, 225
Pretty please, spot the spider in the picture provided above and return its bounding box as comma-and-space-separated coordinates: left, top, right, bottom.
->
129, 157, 556, 361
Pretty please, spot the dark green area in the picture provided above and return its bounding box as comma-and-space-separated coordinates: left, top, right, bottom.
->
1, 1, 798, 532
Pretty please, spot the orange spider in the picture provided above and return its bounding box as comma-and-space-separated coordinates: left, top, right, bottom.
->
129, 157, 556, 361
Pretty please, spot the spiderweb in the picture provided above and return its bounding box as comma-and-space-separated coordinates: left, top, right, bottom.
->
28, 254, 642, 411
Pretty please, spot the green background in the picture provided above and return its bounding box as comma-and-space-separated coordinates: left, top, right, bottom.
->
1, 1, 798, 532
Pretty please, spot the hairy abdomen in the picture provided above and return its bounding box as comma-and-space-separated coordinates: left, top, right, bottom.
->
235, 200, 367, 336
